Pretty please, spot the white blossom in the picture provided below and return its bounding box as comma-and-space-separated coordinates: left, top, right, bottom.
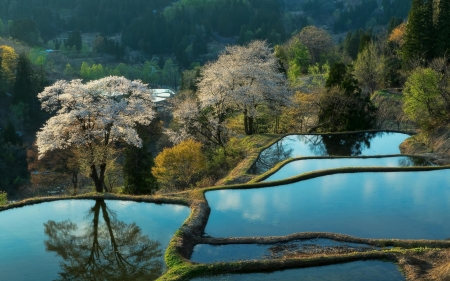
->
197, 40, 291, 135
37, 76, 155, 159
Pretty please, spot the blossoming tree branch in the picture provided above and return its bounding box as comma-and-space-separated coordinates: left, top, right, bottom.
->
36, 76, 155, 192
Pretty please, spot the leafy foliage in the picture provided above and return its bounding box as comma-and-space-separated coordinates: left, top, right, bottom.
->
152, 139, 207, 191
353, 43, 385, 95
402, 0, 435, 62
317, 63, 377, 132
0, 191, 6, 205
403, 65, 450, 130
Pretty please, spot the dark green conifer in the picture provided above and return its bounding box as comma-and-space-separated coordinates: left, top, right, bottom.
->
403, 0, 435, 62
436, 0, 450, 56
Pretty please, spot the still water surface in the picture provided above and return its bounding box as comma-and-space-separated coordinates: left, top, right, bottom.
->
263, 156, 431, 182
205, 170, 450, 239
190, 260, 404, 281
192, 239, 376, 263
251, 132, 410, 174
0, 200, 190, 281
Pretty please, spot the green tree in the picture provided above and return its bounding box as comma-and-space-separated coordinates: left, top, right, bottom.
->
403, 67, 449, 129
0, 191, 7, 206
3, 120, 22, 145
64, 63, 76, 76
122, 124, 160, 195
13, 53, 42, 130
275, 38, 310, 85
353, 43, 385, 95
436, 0, 450, 56
0, 45, 18, 91
13, 53, 34, 104
343, 30, 361, 60
0, 17, 6, 36
8, 18, 39, 45
358, 31, 372, 54
402, 0, 435, 62
65, 31, 82, 51
317, 62, 377, 132
80, 62, 91, 80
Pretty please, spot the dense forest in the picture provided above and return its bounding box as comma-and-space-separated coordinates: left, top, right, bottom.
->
1, 0, 447, 200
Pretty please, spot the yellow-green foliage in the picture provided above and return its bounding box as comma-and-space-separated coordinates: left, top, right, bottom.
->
0, 191, 7, 206
403, 67, 446, 129
0, 45, 17, 85
153, 139, 207, 190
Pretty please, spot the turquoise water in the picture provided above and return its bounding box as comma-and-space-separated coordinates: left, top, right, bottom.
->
190, 260, 404, 281
263, 156, 431, 182
0, 200, 190, 281
250, 132, 410, 174
205, 170, 450, 239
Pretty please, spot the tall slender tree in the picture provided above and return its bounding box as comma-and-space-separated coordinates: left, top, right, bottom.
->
436, 0, 450, 56
402, 0, 435, 62
13, 53, 42, 130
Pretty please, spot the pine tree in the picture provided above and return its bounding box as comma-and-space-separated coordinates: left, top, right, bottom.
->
13, 53, 42, 130
12, 53, 34, 105
403, 0, 435, 62
122, 125, 159, 195
436, 0, 450, 56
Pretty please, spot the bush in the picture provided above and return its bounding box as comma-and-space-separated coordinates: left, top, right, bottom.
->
0, 191, 7, 206
152, 139, 207, 191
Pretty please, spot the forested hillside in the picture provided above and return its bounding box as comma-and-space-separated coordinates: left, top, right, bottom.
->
0, 0, 412, 67
1, 0, 443, 201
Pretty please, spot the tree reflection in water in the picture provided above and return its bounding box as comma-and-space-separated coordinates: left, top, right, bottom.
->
249, 140, 294, 174
44, 200, 163, 281
398, 156, 432, 167
250, 133, 378, 174
310, 132, 377, 156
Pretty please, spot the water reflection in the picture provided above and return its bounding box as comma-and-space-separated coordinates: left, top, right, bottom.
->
191, 261, 405, 281
249, 140, 294, 174
191, 239, 377, 263
263, 156, 432, 182
205, 170, 450, 239
312, 132, 376, 156
250, 132, 410, 174
44, 200, 163, 281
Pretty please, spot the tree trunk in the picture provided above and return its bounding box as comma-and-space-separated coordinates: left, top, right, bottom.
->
90, 164, 104, 193
248, 116, 254, 135
71, 171, 78, 195
244, 109, 249, 135
99, 163, 107, 192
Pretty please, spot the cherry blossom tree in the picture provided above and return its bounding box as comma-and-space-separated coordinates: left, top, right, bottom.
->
36, 76, 155, 192
197, 40, 291, 135
168, 96, 229, 147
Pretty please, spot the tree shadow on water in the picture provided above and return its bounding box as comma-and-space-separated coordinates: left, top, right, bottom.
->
44, 200, 163, 281
309, 132, 377, 156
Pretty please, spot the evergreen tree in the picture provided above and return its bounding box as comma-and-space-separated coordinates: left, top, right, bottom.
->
318, 62, 377, 132
387, 17, 404, 35
3, 120, 22, 145
344, 30, 361, 60
12, 53, 34, 104
436, 0, 450, 56
0, 56, 3, 94
13, 53, 42, 130
65, 31, 82, 51
402, 0, 435, 62
122, 125, 158, 195
358, 31, 372, 54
